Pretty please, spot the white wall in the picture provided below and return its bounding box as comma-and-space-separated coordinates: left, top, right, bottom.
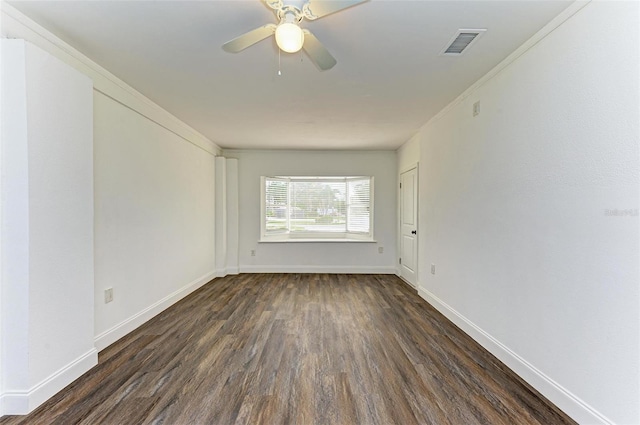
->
397, 133, 420, 174
1, 39, 96, 415
1, 2, 221, 360
215, 157, 228, 275
214, 157, 239, 276
93, 91, 217, 349
408, 2, 639, 423
226, 159, 240, 274
224, 150, 397, 273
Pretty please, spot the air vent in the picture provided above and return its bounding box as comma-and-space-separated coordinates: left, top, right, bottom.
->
440, 29, 486, 56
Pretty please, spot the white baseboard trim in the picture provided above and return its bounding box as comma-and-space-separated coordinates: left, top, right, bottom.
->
215, 266, 239, 277
0, 348, 97, 416
417, 287, 613, 425
214, 267, 240, 278
94, 270, 217, 351
239, 265, 397, 274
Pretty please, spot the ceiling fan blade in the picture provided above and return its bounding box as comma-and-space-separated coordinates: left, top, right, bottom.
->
302, 30, 337, 71
263, 0, 283, 11
302, 0, 368, 20
222, 24, 277, 53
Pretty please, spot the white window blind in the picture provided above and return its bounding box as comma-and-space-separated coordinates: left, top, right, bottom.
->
347, 178, 370, 233
262, 176, 374, 241
265, 178, 289, 233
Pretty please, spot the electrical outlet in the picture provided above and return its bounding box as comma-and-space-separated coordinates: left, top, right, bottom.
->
251, 249, 256, 257
104, 287, 113, 303
473, 101, 480, 117
431, 264, 436, 275
378, 247, 384, 254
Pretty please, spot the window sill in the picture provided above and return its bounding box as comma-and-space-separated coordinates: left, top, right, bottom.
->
259, 238, 377, 243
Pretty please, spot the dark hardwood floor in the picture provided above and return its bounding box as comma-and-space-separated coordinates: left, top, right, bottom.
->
0, 274, 575, 425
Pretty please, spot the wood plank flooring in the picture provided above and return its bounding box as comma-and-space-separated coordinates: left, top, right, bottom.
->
0, 274, 576, 425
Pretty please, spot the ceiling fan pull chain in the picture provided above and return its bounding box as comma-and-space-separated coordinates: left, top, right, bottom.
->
278, 48, 282, 76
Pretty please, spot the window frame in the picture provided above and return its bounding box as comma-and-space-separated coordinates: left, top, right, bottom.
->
260, 176, 375, 243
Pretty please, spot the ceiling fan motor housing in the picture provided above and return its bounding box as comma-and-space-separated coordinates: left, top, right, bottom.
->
277, 5, 304, 24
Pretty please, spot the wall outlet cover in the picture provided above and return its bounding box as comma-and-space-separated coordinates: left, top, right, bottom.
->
104, 288, 113, 303
473, 101, 480, 117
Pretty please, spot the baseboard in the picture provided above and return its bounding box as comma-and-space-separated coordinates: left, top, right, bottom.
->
214, 267, 240, 278
239, 265, 397, 274
417, 287, 613, 425
94, 270, 217, 351
0, 348, 97, 416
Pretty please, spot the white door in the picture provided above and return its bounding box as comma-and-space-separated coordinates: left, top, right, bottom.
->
400, 167, 418, 286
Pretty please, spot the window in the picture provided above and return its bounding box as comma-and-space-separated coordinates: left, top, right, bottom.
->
261, 176, 374, 242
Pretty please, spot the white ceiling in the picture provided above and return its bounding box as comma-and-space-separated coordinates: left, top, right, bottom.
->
7, 0, 572, 150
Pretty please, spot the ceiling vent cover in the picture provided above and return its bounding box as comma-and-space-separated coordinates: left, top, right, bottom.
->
441, 29, 486, 56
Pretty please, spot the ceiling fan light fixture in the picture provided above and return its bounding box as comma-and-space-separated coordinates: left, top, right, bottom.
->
275, 22, 304, 53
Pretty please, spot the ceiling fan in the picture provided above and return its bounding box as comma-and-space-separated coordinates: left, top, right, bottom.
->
222, 0, 368, 71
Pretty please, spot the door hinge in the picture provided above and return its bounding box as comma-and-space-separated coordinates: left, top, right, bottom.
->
399, 257, 402, 264
400, 182, 402, 189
